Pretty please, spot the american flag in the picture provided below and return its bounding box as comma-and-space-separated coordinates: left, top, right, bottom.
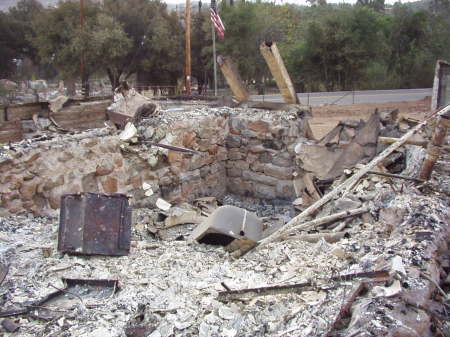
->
210, 0, 225, 39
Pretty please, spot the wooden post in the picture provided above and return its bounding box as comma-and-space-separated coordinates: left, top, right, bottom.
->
217, 55, 250, 102
260, 41, 299, 104
419, 115, 450, 180
185, 0, 192, 95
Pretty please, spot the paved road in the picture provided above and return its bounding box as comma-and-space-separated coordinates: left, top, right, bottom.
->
251, 88, 432, 106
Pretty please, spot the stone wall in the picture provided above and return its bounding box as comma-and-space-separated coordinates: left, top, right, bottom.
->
0, 107, 309, 216
225, 113, 306, 199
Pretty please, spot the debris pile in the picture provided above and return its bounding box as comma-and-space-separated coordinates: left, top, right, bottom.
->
0, 98, 449, 336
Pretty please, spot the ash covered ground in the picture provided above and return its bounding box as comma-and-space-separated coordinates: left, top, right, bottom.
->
0, 147, 449, 337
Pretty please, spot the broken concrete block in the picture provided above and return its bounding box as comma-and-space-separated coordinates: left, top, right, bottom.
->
119, 122, 138, 141
372, 279, 402, 298
188, 205, 263, 245
156, 198, 172, 211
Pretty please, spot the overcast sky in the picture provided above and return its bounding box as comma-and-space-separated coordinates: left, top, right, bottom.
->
165, 0, 417, 4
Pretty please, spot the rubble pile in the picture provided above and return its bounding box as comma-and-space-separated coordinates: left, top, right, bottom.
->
0, 97, 449, 336
0, 152, 448, 336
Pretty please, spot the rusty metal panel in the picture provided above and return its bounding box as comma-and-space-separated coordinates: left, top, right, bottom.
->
0, 120, 23, 144
58, 193, 131, 256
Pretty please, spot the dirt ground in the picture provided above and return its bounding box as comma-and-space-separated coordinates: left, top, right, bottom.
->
309, 97, 431, 138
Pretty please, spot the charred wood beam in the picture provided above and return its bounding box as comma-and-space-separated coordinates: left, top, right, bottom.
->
218, 270, 389, 301
419, 114, 450, 180
282, 231, 347, 244
260, 41, 299, 104
276, 207, 369, 241
366, 171, 425, 183
217, 55, 250, 102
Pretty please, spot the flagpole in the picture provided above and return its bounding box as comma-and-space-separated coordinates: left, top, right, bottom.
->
185, 0, 192, 95
212, 24, 217, 96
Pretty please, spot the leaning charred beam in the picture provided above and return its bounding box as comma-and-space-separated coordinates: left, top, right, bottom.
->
259, 41, 299, 104
217, 55, 250, 103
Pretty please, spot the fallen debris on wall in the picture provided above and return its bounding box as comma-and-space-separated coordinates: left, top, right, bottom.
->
107, 87, 159, 128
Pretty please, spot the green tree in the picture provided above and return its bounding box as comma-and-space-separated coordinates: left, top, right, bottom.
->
0, 0, 43, 78
30, 0, 131, 92
191, 10, 210, 90
103, 0, 183, 87
290, 6, 386, 91
0, 12, 19, 78
356, 0, 385, 12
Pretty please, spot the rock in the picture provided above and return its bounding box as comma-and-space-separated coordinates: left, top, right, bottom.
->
228, 148, 243, 160
95, 161, 114, 176
19, 177, 40, 201
226, 134, 241, 147
248, 120, 269, 133
231, 160, 249, 170
372, 279, 402, 297
271, 152, 293, 167
227, 168, 242, 177
254, 183, 277, 199
242, 170, 278, 186
330, 246, 347, 259
334, 198, 362, 212
143, 126, 155, 139
263, 163, 293, 180
156, 198, 172, 211
390, 255, 406, 278
1, 319, 19, 332
218, 305, 236, 320
276, 180, 295, 198
101, 176, 118, 193
119, 122, 138, 141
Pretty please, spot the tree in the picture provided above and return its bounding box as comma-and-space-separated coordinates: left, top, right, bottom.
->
356, 0, 385, 12
0, 12, 19, 78
191, 11, 210, 90
214, 1, 267, 83
284, 5, 390, 91
103, 0, 183, 88
0, 0, 43, 78
30, 0, 131, 91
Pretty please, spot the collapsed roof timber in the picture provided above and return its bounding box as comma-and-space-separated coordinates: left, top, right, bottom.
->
0, 61, 449, 337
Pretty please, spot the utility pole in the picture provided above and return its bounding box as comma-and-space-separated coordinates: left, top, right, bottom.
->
80, 0, 88, 98
185, 0, 192, 95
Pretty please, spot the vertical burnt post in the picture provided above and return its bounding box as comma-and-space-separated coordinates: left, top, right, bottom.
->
260, 41, 299, 104
217, 55, 250, 102
419, 114, 450, 180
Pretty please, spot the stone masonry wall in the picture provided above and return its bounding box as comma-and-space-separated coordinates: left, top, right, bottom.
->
0, 108, 308, 216
225, 115, 302, 199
